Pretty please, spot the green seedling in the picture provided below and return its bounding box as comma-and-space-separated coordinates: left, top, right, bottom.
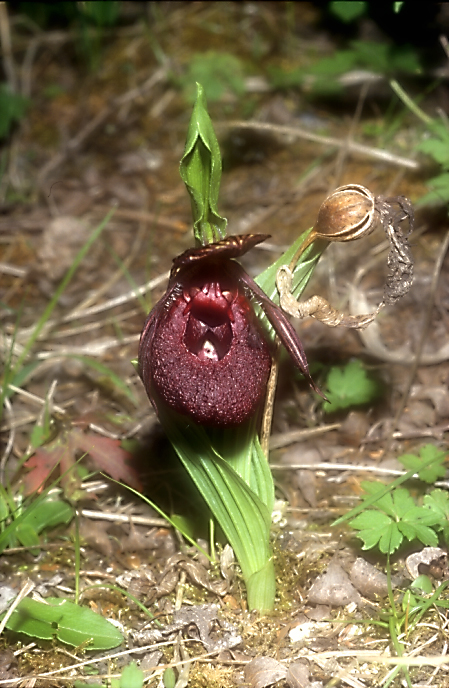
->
2, 596, 123, 650
0, 488, 73, 555
0, 84, 28, 139
74, 661, 145, 688
269, 39, 420, 95
349, 483, 440, 554
322, 359, 380, 413
390, 80, 449, 208
397, 444, 447, 483
340, 444, 448, 555
183, 51, 246, 103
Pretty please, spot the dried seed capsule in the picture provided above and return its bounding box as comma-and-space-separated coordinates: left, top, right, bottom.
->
313, 184, 376, 242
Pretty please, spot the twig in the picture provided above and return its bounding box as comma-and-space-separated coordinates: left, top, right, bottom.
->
260, 342, 280, 456
387, 228, 449, 444
0, 2, 17, 92
0, 578, 34, 638
38, 65, 168, 189
269, 423, 341, 450
80, 509, 168, 527
219, 120, 419, 169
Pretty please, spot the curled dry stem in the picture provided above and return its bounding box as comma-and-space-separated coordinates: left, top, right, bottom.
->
277, 185, 415, 331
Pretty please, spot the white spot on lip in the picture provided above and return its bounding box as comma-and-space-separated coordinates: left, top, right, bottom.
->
199, 340, 219, 361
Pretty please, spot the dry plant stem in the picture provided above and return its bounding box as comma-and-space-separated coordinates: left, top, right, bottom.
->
269, 423, 341, 450
38, 65, 168, 189
6, 272, 168, 357
80, 509, 168, 527
440, 34, 449, 60
387, 228, 449, 446
0, 2, 16, 92
0, 578, 34, 638
72, 220, 147, 314
332, 81, 370, 190
260, 341, 280, 457
221, 120, 419, 169
269, 462, 449, 485
94, 205, 188, 232
277, 265, 379, 329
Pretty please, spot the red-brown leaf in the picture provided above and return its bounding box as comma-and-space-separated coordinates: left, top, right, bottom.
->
72, 429, 142, 491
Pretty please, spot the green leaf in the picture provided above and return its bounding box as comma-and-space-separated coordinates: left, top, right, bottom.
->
0, 84, 29, 138
185, 52, 245, 103
120, 662, 144, 688
334, 446, 449, 528
20, 496, 74, 534
323, 359, 379, 412
255, 228, 327, 340
158, 408, 274, 611
350, 484, 441, 554
423, 489, 449, 542
417, 172, 449, 206
410, 575, 433, 595
4, 597, 123, 650
350, 510, 396, 551
398, 444, 447, 483
329, 1, 367, 23
179, 83, 227, 245
15, 523, 41, 555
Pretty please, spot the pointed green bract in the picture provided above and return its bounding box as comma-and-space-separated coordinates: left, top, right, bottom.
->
179, 83, 227, 245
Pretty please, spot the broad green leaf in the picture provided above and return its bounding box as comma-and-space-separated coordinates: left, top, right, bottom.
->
333, 445, 449, 528
417, 173, 449, 207
119, 662, 144, 688
21, 497, 73, 534
329, 1, 367, 23
4, 597, 123, 650
179, 83, 227, 245
323, 360, 379, 412
15, 523, 40, 554
423, 488, 449, 543
378, 523, 403, 554
185, 52, 245, 103
410, 575, 433, 595
398, 444, 447, 483
159, 407, 274, 611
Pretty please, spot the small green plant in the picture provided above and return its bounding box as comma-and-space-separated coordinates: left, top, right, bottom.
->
322, 359, 380, 413
269, 40, 420, 95
334, 444, 448, 687
415, 118, 449, 206
74, 661, 144, 688
0, 84, 28, 139
390, 80, 449, 208
2, 596, 123, 650
349, 483, 441, 554
0, 488, 74, 555
347, 445, 447, 555
182, 51, 246, 103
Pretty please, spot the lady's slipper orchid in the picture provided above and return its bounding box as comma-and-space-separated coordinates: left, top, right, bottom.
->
138, 234, 320, 427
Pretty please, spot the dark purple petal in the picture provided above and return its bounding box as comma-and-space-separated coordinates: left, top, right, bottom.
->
138, 234, 322, 428
235, 265, 324, 398
171, 233, 270, 276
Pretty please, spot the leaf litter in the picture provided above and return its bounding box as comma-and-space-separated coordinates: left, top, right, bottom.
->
1, 3, 449, 686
